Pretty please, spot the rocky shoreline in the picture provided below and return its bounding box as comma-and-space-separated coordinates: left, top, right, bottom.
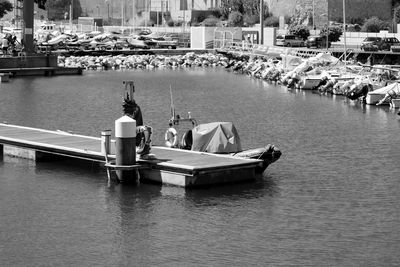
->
58, 52, 231, 70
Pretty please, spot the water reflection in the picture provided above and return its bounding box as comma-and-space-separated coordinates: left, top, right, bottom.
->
1, 68, 400, 266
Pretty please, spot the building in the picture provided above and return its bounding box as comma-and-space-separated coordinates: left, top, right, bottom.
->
79, 0, 222, 26
268, 0, 393, 29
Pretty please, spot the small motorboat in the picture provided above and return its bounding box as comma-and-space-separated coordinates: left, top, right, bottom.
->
366, 82, 400, 105
166, 119, 281, 173
165, 89, 281, 173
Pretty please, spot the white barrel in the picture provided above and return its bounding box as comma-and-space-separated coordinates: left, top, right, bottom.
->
115, 115, 136, 138
115, 116, 137, 183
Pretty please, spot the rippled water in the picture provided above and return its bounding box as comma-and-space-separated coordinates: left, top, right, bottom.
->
0, 67, 399, 266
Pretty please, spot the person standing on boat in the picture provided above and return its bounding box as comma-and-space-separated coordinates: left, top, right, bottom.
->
2, 35, 9, 56
165, 122, 178, 148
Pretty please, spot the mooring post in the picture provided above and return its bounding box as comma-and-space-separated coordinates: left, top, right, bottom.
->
115, 116, 136, 183
100, 129, 111, 155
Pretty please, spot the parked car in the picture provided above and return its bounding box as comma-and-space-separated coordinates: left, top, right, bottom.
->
89, 38, 126, 50
360, 37, 382, 51
151, 36, 178, 49
276, 34, 305, 47
135, 35, 157, 47
126, 36, 150, 49
305, 35, 331, 48
377, 37, 400, 51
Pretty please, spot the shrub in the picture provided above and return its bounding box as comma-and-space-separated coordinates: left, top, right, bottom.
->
174, 20, 183, 27
395, 5, 400, 24
347, 24, 361, 32
361, 16, 390, 32
228, 11, 243, 27
202, 15, 221, 27
264, 16, 279, 27
320, 25, 342, 42
243, 14, 259, 27
288, 24, 310, 40
167, 19, 175, 27
140, 19, 155, 27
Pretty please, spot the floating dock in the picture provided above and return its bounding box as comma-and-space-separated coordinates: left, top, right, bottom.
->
0, 66, 82, 77
0, 123, 262, 187
0, 54, 82, 77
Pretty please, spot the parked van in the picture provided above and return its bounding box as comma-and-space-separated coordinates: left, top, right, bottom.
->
276, 34, 305, 47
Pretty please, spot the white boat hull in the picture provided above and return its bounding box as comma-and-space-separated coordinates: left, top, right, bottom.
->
365, 94, 383, 105
300, 77, 321, 90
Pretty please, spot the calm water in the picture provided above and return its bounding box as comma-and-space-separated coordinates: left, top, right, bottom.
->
0, 67, 399, 266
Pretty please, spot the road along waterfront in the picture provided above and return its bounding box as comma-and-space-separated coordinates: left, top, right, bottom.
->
0, 67, 399, 266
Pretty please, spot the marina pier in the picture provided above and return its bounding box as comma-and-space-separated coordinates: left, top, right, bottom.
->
0, 123, 261, 187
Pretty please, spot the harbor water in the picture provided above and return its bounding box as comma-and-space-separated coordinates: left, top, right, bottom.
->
0, 67, 399, 266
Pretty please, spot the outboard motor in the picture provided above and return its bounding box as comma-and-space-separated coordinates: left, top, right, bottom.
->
261, 67, 273, 80
346, 83, 370, 100
287, 72, 300, 89
281, 71, 294, 85
232, 61, 243, 71
319, 78, 337, 93
313, 76, 329, 90
270, 69, 281, 82
335, 80, 354, 95
376, 89, 398, 106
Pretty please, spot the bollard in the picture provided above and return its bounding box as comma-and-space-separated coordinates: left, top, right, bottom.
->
115, 116, 136, 183
101, 130, 111, 155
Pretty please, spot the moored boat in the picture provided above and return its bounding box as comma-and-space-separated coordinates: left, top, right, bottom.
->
168, 120, 281, 174
366, 82, 400, 105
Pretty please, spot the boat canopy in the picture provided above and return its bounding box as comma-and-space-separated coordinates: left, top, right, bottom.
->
191, 122, 242, 153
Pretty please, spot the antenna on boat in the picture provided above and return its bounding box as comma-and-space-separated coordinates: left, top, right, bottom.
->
168, 85, 198, 126
169, 85, 176, 122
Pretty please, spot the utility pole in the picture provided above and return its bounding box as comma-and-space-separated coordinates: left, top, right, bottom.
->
23, 0, 34, 54
132, 0, 136, 27
69, 0, 73, 32
343, 0, 347, 64
260, 0, 264, 45
144, 0, 147, 28
122, 0, 124, 27
312, 0, 315, 30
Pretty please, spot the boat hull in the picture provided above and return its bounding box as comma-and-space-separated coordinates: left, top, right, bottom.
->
231, 144, 282, 173
300, 77, 321, 90
366, 93, 386, 105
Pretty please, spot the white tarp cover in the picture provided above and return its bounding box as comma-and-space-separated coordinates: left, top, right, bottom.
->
368, 82, 400, 95
308, 52, 340, 65
280, 54, 303, 70
191, 122, 242, 153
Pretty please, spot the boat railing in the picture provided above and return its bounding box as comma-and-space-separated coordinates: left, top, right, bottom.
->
223, 41, 256, 52
289, 49, 320, 59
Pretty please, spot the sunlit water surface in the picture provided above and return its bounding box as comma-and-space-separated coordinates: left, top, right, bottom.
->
0, 67, 399, 266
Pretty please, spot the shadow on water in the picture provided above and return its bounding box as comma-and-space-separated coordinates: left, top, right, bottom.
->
150, 174, 281, 204
1, 153, 279, 201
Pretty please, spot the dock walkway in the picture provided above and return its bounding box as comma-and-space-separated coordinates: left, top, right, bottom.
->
0, 123, 261, 187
